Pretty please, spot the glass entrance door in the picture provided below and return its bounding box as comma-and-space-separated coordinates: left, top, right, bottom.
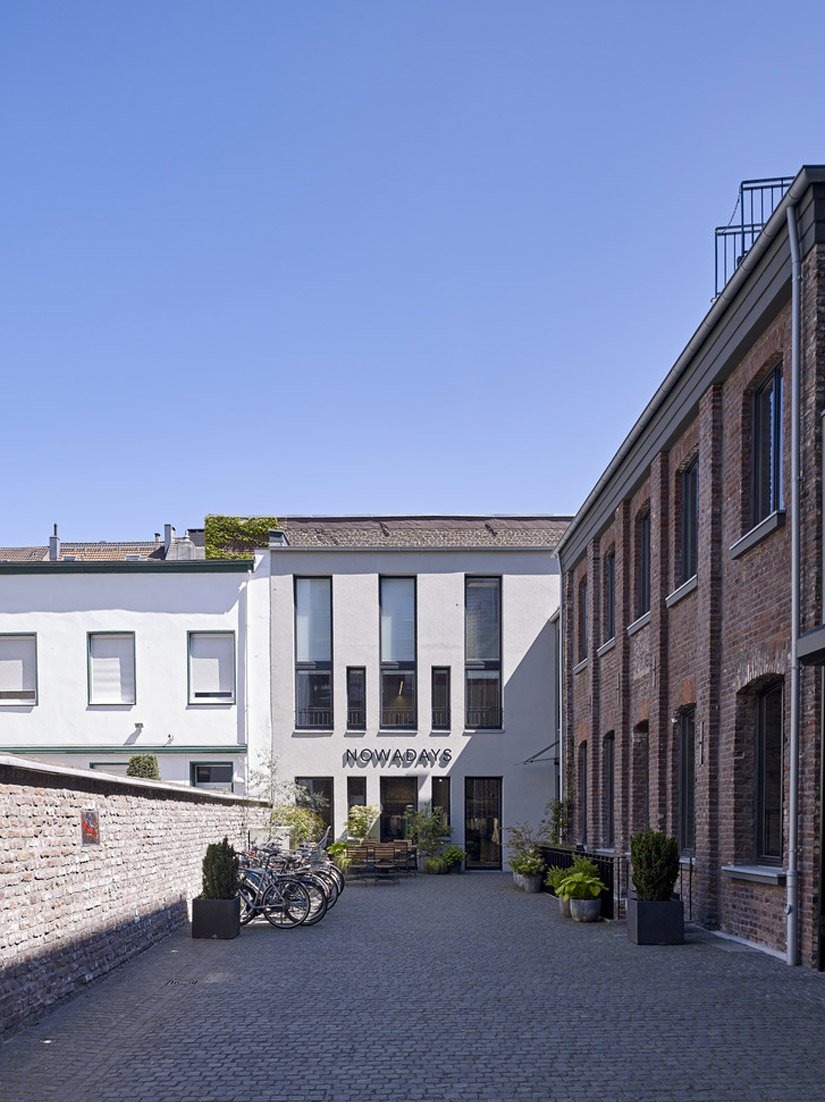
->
464, 777, 502, 869
380, 776, 418, 841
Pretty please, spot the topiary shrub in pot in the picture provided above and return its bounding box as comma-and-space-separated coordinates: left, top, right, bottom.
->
192, 837, 240, 940
627, 830, 683, 945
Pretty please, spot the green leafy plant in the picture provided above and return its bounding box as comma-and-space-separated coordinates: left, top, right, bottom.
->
547, 798, 572, 845
346, 804, 381, 843
556, 870, 606, 901
204, 515, 280, 559
423, 856, 447, 874
510, 851, 545, 876
545, 855, 599, 892
441, 845, 466, 869
630, 830, 679, 902
201, 837, 239, 900
544, 865, 568, 891
405, 805, 450, 859
327, 840, 351, 872
271, 803, 325, 847
506, 820, 551, 861
126, 753, 160, 780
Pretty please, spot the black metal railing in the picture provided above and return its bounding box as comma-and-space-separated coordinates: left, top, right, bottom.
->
380, 709, 416, 729
431, 708, 450, 730
347, 709, 366, 730
465, 707, 502, 729
714, 177, 793, 296
538, 845, 620, 920
295, 709, 333, 729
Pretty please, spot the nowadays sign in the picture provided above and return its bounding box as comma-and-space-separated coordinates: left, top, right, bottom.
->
344, 748, 452, 768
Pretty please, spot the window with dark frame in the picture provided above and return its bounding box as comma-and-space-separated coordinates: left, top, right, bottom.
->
465, 576, 502, 729
431, 667, 450, 730
188, 632, 235, 705
295, 776, 334, 833
432, 776, 450, 826
757, 683, 783, 864
191, 763, 233, 791
577, 577, 588, 662
752, 367, 783, 527
295, 577, 332, 729
603, 733, 614, 848
637, 509, 651, 618
346, 667, 366, 730
578, 741, 588, 847
679, 458, 699, 585
603, 550, 616, 643
678, 709, 696, 855
380, 577, 416, 729
347, 775, 366, 812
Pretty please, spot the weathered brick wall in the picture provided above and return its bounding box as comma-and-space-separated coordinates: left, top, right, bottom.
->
0, 757, 266, 1037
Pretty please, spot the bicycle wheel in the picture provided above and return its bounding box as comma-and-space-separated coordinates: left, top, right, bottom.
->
263, 879, 311, 929
298, 877, 329, 926
323, 864, 346, 896
238, 884, 257, 925
312, 869, 340, 908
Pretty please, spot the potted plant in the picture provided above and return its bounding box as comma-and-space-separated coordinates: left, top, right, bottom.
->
556, 869, 607, 922
510, 849, 545, 892
192, 837, 240, 940
441, 845, 466, 872
423, 856, 448, 874
327, 839, 351, 873
627, 830, 684, 945
545, 865, 572, 917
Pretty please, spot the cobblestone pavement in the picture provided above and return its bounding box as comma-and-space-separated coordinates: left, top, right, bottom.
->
3, 873, 825, 1102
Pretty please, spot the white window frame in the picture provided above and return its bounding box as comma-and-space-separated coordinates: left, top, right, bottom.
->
0, 633, 38, 706
87, 632, 136, 706
188, 631, 236, 705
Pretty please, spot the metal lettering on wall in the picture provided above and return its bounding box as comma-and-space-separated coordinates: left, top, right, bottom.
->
81, 808, 100, 845
344, 748, 452, 768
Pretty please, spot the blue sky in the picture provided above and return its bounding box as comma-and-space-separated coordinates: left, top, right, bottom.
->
2, 1, 824, 544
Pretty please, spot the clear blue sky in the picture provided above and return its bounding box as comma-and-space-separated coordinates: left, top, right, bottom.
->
2, 1, 824, 544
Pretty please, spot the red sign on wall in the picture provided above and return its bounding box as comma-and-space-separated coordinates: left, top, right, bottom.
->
81, 808, 100, 845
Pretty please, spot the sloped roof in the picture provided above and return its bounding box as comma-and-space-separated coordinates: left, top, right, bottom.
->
276, 515, 570, 550
0, 541, 165, 563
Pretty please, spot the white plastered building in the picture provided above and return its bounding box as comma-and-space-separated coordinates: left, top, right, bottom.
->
267, 516, 566, 868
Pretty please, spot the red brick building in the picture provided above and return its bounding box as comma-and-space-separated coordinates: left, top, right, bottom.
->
557, 166, 825, 967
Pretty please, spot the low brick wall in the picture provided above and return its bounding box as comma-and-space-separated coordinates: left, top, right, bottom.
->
0, 755, 267, 1038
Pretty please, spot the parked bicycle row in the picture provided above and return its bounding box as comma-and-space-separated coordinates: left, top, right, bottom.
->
237, 834, 345, 929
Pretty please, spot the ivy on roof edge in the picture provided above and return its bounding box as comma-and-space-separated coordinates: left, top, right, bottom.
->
204, 515, 279, 559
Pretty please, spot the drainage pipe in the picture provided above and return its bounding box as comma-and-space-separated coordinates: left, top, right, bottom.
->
786, 203, 802, 965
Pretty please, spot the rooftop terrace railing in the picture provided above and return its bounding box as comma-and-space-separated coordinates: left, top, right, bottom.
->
714, 177, 793, 297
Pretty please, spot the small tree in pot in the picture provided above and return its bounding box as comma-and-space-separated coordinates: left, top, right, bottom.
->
192, 837, 240, 940
627, 830, 684, 945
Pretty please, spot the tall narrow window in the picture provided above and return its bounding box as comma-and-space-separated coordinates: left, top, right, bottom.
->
431, 667, 450, 730
577, 578, 588, 662
578, 741, 588, 847
678, 709, 696, 855
380, 577, 416, 729
347, 775, 367, 812
679, 459, 699, 585
603, 733, 615, 848
603, 550, 615, 642
188, 632, 234, 704
0, 635, 37, 705
752, 367, 783, 526
432, 776, 451, 826
465, 577, 502, 728
346, 667, 366, 730
89, 632, 136, 705
757, 683, 783, 863
637, 509, 651, 618
295, 577, 332, 728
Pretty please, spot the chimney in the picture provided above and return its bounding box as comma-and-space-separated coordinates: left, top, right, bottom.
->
49, 523, 60, 561
269, 528, 289, 549
163, 524, 176, 556
154, 532, 161, 545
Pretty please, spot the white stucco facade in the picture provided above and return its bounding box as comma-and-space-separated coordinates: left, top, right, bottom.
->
269, 547, 560, 866
0, 556, 272, 791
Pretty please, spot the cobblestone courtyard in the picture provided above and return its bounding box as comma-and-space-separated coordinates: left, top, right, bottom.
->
3, 872, 825, 1101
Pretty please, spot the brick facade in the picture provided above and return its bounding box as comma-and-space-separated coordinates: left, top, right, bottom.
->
560, 180, 825, 968
0, 757, 266, 1037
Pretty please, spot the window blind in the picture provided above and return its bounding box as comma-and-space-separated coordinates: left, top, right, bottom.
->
89, 634, 135, 704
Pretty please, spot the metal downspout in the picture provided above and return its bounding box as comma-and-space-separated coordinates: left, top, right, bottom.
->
556, 553, 564, 804
786, 204, 802, 965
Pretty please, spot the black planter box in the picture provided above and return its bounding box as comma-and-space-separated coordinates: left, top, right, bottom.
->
192, 896, 241, 940
627, 896, 684, 945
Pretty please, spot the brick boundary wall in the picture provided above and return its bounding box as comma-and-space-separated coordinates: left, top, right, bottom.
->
0, 755, 268, 1038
